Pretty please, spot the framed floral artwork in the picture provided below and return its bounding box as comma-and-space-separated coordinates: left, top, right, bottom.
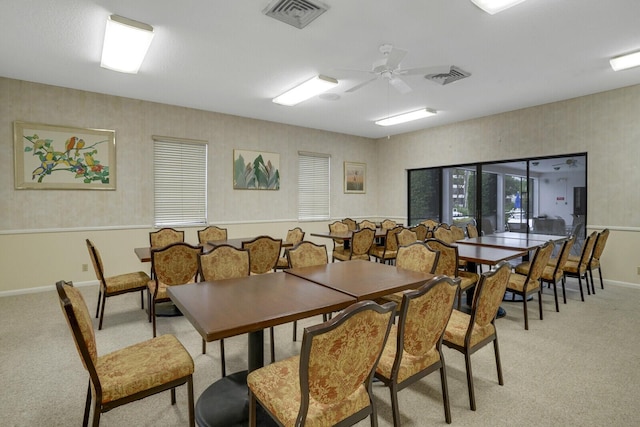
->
14, 121, 116, 190
233, 149, 280, 190
344, 161, 366, 193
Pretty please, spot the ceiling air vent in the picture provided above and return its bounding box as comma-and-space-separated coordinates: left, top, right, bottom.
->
425, 66, 471, 85
263, 0, 329, 29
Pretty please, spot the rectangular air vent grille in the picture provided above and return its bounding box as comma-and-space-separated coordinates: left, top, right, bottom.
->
263, 0, 329, 29
425, 66, 471, 85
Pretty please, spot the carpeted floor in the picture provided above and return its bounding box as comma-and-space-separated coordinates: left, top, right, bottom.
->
1, 277, 639, 426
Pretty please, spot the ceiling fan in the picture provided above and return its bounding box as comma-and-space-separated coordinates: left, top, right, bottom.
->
344, 44, 443, 94
552, 158, 582, 170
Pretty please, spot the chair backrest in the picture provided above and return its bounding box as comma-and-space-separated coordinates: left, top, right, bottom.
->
468, 262, 511, 334
381, 226, 403, 253
359, 220, 376, 230
420, 219, 439, 230
329, 221, 349, 234
297, 300, 396, 425
150, 228, 185, 249
396, 228, 418, 247
56, 280, 99, 379
591, 229, 610, 263
285, 227, 305, 245
151, 242, 202, 286
577, 231, 598, 272
396, 276, 458, 366
409, 224, 428, 241
426, 239, 459, 277
85, 239, 106, 285
242, 236, 282, 274
466, 223, 479, 238
552, 235, 576, 273
350, 228, 375, 256
199, 244, 250, 281
396, 242, 440, 274
450, 225, 466, 241
525, 241, 555, 284
433, 226, 455, 244
381, 219, 397, 229
342, 218, 357, 231
286, 241, 328, 268
197, 225, 227, 244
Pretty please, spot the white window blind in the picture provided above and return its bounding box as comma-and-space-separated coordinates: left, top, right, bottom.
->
153, 136, 207, 226
298, 151, 330, 221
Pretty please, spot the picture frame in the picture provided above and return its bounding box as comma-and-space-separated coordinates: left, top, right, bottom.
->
344, 161, 366, 193
233, 149, 280, 190
14, 121, 116, 190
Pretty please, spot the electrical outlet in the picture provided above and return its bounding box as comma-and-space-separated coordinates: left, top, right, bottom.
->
82, 263, 88, 272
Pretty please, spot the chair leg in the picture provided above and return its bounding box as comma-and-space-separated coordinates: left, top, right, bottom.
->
588, 268, 596, 295
97, 292, 107, 330
522, 293, 529, 330
551, 281, 559, 312
493, 337, 504, 386
292, 320, 297, 342
249, 391, 257, 427
577, 276, 585, 301
585, 272, 591, 296
389, 383, 401, 427
561, 276, 567, 304
152, 302, 157, 337
83, 381, 92, 427
187, 376, 195, 427
220, 339, 226, 377
95, 289, 102, 318
270, 327, 275, 363
538, 290, 543, 320
439, 363, 452, 424
599, 267, 604, 289
140, 289, 144, 309
171, 387, 176, 405
464, 352, 476, 411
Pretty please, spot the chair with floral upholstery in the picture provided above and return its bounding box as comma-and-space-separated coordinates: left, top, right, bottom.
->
506, 240, 555, 330
426, 239, 480, 310
569, 228, 609, 292
450, 225, 466, 241
375, 276, 458, 425
149, 242, 202, 337
56, 280, 195, 427
409, 224, 428, 241
332, 227, 375, 262
149, 227, 185, 249
381, 242, 440, 308
358, 219, 377, 230
247, 300, 396, 427
396, 228, 418, 248
466, 223, 479, 238
421, 219, 440, 231
433, 226, 455, 244
86, 239, 149, 330
197, 225, 227, 244
242, 235, 283, 274
381, 219, 398, 230
370, 226, 403, 264
442, 262, 511, 411
286, 241, 330, 341
275, 227, 305, 270
328, 220, 349, 252
342, 218, 358, 231
562, 231, 598, 301
198, 245, 250, 375
516, 236, 575, 312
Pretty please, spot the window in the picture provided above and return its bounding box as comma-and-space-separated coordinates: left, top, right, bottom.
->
153, 136, 207, 226
298, 151, 330, 221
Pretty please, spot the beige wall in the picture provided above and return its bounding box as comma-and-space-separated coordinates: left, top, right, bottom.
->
1, 77, 638, 293
375, 85, 640, 285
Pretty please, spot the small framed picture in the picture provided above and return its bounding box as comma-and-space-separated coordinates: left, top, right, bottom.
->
344, 161, 366, 194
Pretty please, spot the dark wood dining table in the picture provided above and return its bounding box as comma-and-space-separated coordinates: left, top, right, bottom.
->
310, 228, 388, 242
168, 272, 356, 427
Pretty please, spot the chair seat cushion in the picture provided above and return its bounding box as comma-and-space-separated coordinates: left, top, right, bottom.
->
376, 325, 440, 384
563, 260, 581, 274
105, 271, 149, 293
247, 355, 370, 427
369, 247, 397, 260
507, 273, 540, 293
540, 265, 562, 282
276, 256, 289, 269
333, 248, 370, 261
96, 334, 194, 404
458, 271, 479, 291
148, 279, 195, 300
514, 261, 531, 275
444, 309, 495, 348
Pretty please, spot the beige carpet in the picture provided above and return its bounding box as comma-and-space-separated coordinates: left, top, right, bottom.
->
1, 278, 639, 426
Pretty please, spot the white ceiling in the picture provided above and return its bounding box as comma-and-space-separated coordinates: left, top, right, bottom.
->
2, 0, 640, 139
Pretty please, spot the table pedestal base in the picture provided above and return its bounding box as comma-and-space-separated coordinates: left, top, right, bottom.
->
196, 371, 278, 427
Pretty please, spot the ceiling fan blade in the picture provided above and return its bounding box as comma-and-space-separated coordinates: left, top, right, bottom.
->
385, 47, 407, 70
346, 77, 378, 93
389, 77, 412, 94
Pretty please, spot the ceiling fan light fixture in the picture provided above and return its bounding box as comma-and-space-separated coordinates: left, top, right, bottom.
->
610, 50, 640, 71
101, 15, 154, 74
470, 0, 526, 15
375, 108, 436, 127
273, 75, 338, 106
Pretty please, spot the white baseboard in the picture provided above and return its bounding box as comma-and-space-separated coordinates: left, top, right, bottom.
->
0, 280, 98, 298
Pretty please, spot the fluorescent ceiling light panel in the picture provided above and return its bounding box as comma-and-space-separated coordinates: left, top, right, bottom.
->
273, 75, 338, 106
375, 108, 437, 126
610, 51, 640, 71
101, 14, 154, 74
470, 0, 526, 15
